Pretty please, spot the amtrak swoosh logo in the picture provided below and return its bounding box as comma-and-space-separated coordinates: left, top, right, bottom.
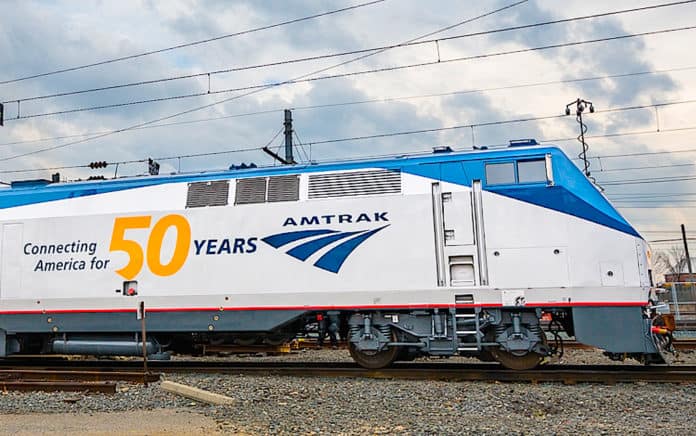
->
261, 225, 389, 273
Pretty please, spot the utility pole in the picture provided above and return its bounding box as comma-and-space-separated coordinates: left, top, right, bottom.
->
682, 224, 693, 274
565, 98, 595, 178
0, 102, 4, 126
284, 109, 294, 164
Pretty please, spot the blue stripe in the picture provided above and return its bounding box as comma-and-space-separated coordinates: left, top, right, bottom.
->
0, 145, 640, 238
314, 225, 389, 273
261, 229, 337, 248
0, 146, 557, 209
488, 186, 640, 237
398, 149, 638, 237
286, 231, 361, 261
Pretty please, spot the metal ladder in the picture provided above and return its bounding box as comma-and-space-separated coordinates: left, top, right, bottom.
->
454, 307, 482, 352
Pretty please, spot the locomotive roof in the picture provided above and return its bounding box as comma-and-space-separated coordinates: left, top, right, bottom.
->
4, 143, 559, 191
0, 143, 640, 238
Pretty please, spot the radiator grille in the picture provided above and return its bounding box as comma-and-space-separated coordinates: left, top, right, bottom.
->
186, 180, 230, 208
235, 177, 267, 204
267, 175, 300, 203
308, 169, 401, 199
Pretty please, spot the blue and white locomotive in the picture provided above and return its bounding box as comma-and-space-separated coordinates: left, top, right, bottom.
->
0, 140, 672, 369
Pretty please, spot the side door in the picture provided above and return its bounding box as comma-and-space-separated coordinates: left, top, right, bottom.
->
426, 162, 481, 287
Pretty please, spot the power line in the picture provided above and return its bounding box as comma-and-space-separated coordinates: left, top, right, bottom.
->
586, 145, 696, 160
0, 0, 386, 86
298, 97, 696, 146
618, 205, 696, 208
595, 162, 696, 173
0, 1, 529, 163
610, 193, 696, 197
7, 25, 696, 120
7, 96, 696, 163
3, 65, 695, 147
649, 238, 696, 242
5, 1, 693, 105
601, 175, 696, 186
6, 97, 696, 175
548, 125, 696, 147
613, 199, 696, 203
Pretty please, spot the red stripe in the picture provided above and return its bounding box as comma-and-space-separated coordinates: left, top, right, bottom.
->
527, 301, 646, 307
0, 301, 646, 315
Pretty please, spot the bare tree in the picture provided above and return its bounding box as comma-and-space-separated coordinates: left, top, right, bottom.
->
653, 245, 688, 281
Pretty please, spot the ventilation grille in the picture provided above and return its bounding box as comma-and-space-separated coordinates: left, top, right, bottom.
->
267, 175, 300, 203
308, 169, 401, 199
235, 177, 267, 205
186, 180, 229, 208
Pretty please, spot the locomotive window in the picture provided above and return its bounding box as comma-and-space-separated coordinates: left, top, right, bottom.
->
485, 162, 515, 185
517, 159, 547, 183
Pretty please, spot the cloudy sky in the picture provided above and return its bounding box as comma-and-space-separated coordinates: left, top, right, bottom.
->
1, 0, 695, 248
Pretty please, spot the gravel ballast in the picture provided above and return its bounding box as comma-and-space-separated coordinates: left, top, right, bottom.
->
1, 349, 695, 435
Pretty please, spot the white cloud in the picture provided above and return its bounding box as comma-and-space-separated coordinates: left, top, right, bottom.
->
1, 0, 696, 239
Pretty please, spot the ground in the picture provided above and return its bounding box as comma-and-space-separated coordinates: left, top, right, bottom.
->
1, 349, 695, 435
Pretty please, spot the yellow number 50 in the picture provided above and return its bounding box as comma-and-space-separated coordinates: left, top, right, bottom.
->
110, 214, 191, 280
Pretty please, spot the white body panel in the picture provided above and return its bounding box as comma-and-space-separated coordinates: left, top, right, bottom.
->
0, 166, 648, 314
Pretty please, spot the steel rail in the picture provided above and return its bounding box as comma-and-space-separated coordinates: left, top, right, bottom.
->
0, 369, 160, 383
0, 367, 159, 392
1, 360, 695, 384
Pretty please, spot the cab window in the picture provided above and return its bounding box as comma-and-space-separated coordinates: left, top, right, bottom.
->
485, 162, 515, 185
517, 159, 547, 183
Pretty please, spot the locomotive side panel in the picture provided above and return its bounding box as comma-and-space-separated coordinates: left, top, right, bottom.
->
0, 171, 447, 309
0, 145, 669, 367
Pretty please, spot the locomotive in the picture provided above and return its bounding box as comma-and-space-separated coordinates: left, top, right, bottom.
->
0, 140, 672, 369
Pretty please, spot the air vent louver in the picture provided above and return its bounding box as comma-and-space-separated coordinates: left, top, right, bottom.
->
186, 180, 229, 208
267, 175, 300, 202
235, 177, 267, 204
308, 169, 401, 199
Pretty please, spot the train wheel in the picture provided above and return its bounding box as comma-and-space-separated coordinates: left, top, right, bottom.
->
349, 341, 400, 369
489, 349, 543, 370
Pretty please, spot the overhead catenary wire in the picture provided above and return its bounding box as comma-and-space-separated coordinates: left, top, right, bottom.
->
3, 64, 695, 147
0, 0, 387, 86
7, 24, 696, 120
5, 97, 696, 176
618, 205, 696, 208
613, 199, 696, 203
601, 175, 696, 186
4, 0, 695, 105
609, 193, 696, 197
0, 0, 529, 163
649, 238, 696, 242
641, 230, 693, 233
593, 162, 696, 173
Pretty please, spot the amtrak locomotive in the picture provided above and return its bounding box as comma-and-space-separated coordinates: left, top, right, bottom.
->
0, 140, 673, 369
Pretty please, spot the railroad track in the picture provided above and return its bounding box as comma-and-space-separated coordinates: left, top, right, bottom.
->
292, 338, 696, 351
562, 338, 696, 350
0, 367, 160, 393
1, 360, 695, 386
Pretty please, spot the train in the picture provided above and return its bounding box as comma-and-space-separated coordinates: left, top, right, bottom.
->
0, 139, 674, 369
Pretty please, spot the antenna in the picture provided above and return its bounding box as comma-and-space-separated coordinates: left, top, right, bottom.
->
564, 98, 601, 189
